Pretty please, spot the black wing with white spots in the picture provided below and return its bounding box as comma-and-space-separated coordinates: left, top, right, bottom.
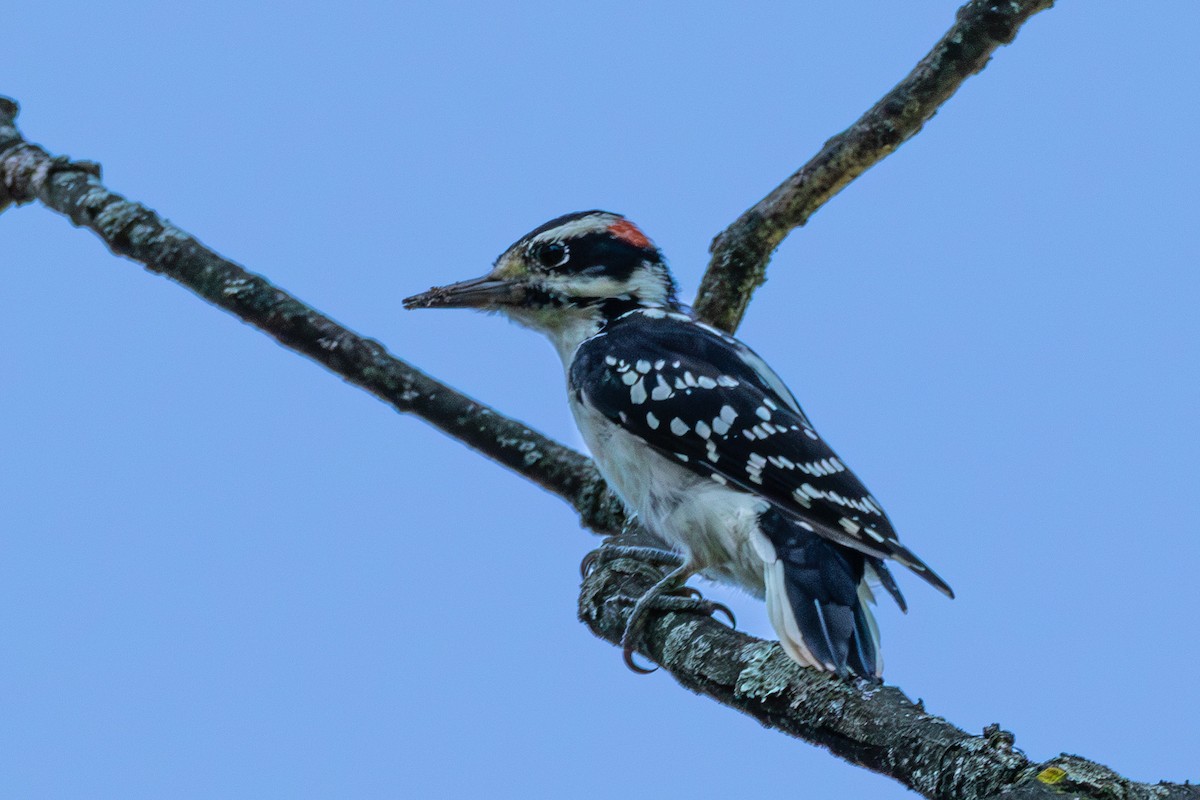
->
570, 308, 953, 598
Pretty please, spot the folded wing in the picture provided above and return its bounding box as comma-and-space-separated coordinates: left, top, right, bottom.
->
571, 309, 953, 599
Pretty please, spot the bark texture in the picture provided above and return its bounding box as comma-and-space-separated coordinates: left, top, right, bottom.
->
580, 553, 1200, 800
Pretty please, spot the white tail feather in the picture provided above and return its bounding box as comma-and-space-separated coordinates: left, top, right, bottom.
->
761, 550, 825, 671
856, 580, 883, 678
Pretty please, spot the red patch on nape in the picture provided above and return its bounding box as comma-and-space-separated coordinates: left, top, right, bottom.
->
607, 219, 653, 250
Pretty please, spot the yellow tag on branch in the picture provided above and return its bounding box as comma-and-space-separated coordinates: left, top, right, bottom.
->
1037, 766, 1067, 785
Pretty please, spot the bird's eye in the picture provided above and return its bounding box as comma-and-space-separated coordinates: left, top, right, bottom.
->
532, 241, 570, 269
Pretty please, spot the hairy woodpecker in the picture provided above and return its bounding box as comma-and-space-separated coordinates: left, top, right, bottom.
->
404, 210, 953, 679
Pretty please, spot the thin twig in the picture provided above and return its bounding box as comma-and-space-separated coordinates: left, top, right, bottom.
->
693, 0, 1055, 332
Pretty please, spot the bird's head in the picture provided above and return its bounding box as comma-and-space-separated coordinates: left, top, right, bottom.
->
403, 211, 680, 343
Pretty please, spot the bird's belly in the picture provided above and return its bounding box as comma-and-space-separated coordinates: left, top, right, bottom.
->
572, 402, 767, 595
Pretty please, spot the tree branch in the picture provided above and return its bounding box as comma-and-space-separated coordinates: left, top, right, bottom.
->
692, 0, 1055, 332
580, 554, 1200, 800
0, 96, 625, 536
3, 3, 1193, 792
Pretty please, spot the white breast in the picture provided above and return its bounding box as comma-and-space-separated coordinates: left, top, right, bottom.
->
569, 396, 768, 595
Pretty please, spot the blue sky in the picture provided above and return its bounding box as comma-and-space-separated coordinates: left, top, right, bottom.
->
3, 2, 1198, 797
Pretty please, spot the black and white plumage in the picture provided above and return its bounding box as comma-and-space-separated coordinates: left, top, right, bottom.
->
404, 210, 952, 679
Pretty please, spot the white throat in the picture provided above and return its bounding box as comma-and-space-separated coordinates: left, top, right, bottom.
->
503, 305, 605, 368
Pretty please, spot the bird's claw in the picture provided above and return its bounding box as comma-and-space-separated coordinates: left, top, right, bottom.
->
580, 548, 732, 674
649, 592, 737, 629
620, 583, 736, 675
658, 582, 737, 628
698, 597, 736, 629
580, 543, 684, 579
579, 549, 600, 579
622, 644, 658, 674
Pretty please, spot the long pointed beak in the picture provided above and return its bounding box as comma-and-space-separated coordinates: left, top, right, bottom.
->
402, 274, 525, 310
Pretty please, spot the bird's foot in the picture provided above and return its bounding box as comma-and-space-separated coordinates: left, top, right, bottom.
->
619, 564, 735, 674
634, 593, 736, 629
580, 543, 683, 579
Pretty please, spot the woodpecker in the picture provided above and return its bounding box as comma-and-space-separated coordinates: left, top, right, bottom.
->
404, 210, 952, 679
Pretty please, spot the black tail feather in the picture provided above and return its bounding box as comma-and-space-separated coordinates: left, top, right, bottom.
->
761, 509, 881, 679
848, 596, 880, 679
869, 558, 908, 613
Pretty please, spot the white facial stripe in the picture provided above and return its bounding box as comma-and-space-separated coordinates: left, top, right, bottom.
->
537, 268, 671, 306
527, 213, 622, 246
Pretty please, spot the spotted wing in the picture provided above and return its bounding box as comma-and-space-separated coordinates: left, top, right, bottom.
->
570, 309, 953, 598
